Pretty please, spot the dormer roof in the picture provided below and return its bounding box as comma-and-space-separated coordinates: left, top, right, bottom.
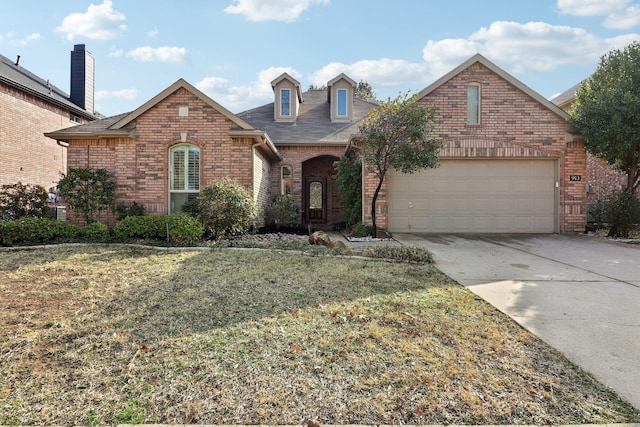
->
327, 73, 356, 102
271, 72, 303, 102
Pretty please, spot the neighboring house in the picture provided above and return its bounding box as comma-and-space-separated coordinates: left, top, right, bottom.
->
46, 53, 588, 233
0, 44, 97, 191
551, 82, 630, 203
356, 54, 586, 233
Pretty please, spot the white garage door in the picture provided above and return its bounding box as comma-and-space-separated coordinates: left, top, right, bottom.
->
388, 159, 557, 233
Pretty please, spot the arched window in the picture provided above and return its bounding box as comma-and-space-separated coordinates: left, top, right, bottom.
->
169, 144, 200, 213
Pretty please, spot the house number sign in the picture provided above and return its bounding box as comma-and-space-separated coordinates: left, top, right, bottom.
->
569, 175, 582, 181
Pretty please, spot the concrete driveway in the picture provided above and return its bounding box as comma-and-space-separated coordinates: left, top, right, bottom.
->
393, 233, 640, 409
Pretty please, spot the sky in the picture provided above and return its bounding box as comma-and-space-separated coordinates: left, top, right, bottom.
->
2, 0, 640, 117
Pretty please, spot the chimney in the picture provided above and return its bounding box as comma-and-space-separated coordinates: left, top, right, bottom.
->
70, 44, 95, 114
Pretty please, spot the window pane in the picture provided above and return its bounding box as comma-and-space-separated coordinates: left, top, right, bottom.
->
337, 89, 347, 116
188, 148, 200, 190
281, 89, 290, 116
281, 166, 292, 195
467, 85, 479, 124
309, 181, 322, 209
171, 150, 185, 190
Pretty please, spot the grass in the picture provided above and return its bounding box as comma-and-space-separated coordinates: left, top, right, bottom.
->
0, 244, 638, 425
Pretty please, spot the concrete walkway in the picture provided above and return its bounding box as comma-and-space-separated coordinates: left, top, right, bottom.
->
391, 233, 640, 409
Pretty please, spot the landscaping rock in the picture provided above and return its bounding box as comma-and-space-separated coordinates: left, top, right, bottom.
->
309, 230, 331, 246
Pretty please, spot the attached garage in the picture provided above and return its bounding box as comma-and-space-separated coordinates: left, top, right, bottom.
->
388, 159, 558, 233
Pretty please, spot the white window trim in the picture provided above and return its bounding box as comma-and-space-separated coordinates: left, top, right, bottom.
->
169, 144, 200, 213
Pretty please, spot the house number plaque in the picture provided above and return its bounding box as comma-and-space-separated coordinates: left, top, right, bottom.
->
569, 175, 582, 181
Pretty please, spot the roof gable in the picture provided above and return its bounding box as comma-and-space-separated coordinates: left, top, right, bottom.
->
110, 78, 255, 130
271, 72, 303, 102
327, 73, 357, 88
418, 53, 568, 120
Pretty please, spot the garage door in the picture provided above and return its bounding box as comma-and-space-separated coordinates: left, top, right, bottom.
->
388, 159, 557, 233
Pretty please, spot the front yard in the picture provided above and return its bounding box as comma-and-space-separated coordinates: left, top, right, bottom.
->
0, 245, 638, 425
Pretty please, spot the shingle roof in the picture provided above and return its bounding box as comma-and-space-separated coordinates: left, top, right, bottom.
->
0, 52, 96, 119
550, 81, 583, 108
237, 89, 378, 145
45, 112, 132, 138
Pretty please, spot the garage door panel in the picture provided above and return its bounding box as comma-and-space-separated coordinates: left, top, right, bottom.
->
389, 159, 556, 233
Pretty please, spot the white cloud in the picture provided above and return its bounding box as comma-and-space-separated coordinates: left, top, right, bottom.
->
148, 28, 159, 38
422, 21, 640, 75
95, 88, 140, 100
56, 0, 126, 41
310, 59, 429, 91
603, 4, 640, 29
0, 31, 42, 46
557, 0, 640, 29
224, 0, 329, 22
126, 46, 189, 64
196, 67, 301, 112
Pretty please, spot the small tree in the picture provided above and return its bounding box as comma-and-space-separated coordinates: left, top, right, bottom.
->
569, 42, 640, 194
334, 155, 362, 228
0, 182, 49, 220
356, 80, 377, 102
57, 168, 115, 224
358, 92, 442, 237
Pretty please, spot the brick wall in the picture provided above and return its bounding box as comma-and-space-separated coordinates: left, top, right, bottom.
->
0, 81, 89, 190
362, 61, 587, 233
275, 145, 345, 228
66, 88, 259, 226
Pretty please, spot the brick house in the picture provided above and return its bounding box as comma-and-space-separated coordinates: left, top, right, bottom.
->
551, 82, 632, 203
356, 54, 586, 233
46, 53, 587, 233
0, 45, 97, 192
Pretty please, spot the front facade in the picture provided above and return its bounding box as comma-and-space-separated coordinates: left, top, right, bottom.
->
46, 54, 587, 233
362, 55, 586, 233
0, 45, 97, 191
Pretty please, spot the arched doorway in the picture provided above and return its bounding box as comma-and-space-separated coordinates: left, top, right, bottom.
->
302, 155, 342, 229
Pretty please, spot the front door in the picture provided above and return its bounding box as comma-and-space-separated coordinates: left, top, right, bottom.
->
304, 177, 326, 223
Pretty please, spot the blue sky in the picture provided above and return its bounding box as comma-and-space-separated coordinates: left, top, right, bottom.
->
2, 0, 639, 117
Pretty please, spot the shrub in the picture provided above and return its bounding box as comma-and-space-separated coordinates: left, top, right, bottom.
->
604, 190, 640, 238
57, 168, 115, 223
350, 222, 372, 238
114, 201, 146, 221
334, 156, 362, 228
0, 182, 50, 220
267, 194, 300, 228
0, 218, 108, 246
197, 179, 256, 239
363, 245, 434, 263
113, 214, 203, 245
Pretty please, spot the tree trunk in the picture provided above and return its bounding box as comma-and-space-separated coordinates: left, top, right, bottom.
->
370, 177, 384, 238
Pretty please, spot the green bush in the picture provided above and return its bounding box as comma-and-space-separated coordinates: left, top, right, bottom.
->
0, 218, 108, 246
604, 190, 640, 238
350, 222, 372, 237
114, 214, 203, 245
57, 168, 115, 224
334, 156, 362, 228
196, 179, 256, 239
267, 194, 300, 228
0, 182, 50, 220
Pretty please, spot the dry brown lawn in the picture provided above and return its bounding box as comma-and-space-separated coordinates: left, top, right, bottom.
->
0, 244, 638, 425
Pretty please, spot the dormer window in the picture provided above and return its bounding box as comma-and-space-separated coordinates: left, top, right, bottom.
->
271, 73, 303, 122
337, 89, 347, 117
327, 73, 356, 122
281, 89, 291, 116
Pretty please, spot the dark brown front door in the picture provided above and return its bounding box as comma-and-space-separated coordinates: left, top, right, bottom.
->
304, 177, 326, 223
